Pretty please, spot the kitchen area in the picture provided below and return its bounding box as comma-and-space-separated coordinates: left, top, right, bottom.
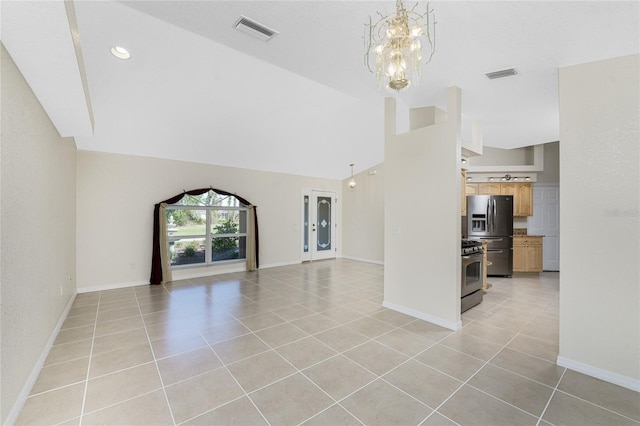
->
460, 142, 560, 313
382, 94, 561, 330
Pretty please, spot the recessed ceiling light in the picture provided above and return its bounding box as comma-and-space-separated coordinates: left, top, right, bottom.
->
110, 46, 131, 60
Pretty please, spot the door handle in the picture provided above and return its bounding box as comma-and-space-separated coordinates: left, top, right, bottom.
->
486, 201, 490, 230
492, 199, 497, 231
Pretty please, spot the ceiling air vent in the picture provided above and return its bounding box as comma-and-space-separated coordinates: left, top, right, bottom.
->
235, 16, 278, 41
485, 68, 519, 80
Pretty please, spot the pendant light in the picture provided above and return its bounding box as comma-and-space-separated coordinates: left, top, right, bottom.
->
348, 163, 356, 189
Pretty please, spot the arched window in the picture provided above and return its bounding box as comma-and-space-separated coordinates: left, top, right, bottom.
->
166, 191, 247, 267
150, 188, 258, 284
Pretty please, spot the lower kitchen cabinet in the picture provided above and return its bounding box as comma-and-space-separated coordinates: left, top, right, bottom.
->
513, 236, 543, 272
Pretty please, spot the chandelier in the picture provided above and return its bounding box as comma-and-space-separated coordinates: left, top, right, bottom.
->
364, 0, 436, 91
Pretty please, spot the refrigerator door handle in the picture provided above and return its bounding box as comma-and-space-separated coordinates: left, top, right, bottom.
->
486, 200, 490, 231
492, 199, 497, 232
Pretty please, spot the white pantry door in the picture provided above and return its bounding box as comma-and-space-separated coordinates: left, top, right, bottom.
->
528, 184, 560, 271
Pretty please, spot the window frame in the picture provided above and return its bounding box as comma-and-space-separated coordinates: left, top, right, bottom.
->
166, 204, 248, 269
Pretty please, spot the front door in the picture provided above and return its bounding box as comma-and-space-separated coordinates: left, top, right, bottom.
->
301, 191, 336, 261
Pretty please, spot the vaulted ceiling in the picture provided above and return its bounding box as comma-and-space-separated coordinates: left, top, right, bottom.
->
2, 1, 638, 179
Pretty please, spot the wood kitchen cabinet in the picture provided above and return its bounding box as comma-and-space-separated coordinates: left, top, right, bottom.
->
465, 183, 479, 196
464, 182, 533, 216
515, 183, 533, 216
513, 236, 543, 272
500, 183, 533, 216
478, 183, 501, 195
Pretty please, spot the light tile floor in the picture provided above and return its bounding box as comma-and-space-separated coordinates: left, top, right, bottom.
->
17, 260, 640, 425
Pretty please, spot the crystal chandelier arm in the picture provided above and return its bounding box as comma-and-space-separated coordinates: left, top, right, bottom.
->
364, 15, 375, 73
424, 3, 436, 64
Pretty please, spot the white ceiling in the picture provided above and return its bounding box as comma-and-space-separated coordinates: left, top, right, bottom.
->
2, 1, 639, 179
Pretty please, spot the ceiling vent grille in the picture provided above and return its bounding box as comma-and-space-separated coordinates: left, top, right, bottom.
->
485, 68, 519, 80
235, 16, 278, 41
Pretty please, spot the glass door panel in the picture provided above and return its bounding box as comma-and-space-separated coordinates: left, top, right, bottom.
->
310, 191, 336, 261
316, 197, 332, 252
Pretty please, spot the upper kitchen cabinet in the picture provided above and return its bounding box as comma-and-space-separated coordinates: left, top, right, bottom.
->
501, 183, 533, 216
465, 183, 479, 196
464, 182, 533, 216
478, 183, 501, 195
500, 183, 533, 217
516, 183, 533, 216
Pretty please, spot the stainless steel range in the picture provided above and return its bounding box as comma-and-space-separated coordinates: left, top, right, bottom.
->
461, 239, 483, 312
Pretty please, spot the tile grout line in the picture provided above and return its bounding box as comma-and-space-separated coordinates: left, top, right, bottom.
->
196, 295, 275, 425
227, 307, 349, 425
77, 292, 102, 424
422, 311, 546, 423
544, 387, 640, 424
193, 323, 273, 426
134, 287, 178, 426
214, 283, 393, 425
25, 264, 582, 426
284, 317, 436, 424
536, 368, 566, 426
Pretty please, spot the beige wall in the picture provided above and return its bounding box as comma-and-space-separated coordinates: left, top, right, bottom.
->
537, 141, 559, 184
383, 89, 462, 330
76, 151, 341, 291
341, 163, 384, 264
467, 145, 535, 166
558, 54, 639, 389
1, 44, 77, 423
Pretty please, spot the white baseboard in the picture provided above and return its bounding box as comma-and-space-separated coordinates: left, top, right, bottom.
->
77, 279, 149, 294
5, 293, 77, 425
171, 265, 248, 282
383, 300, 462, 332
259, 261, 303, 269
340, 255, 384, 266
557, 356, 640, 392
76, 258, 380, 294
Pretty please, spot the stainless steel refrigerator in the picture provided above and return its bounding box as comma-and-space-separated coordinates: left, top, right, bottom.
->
466, 195, 513, 276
